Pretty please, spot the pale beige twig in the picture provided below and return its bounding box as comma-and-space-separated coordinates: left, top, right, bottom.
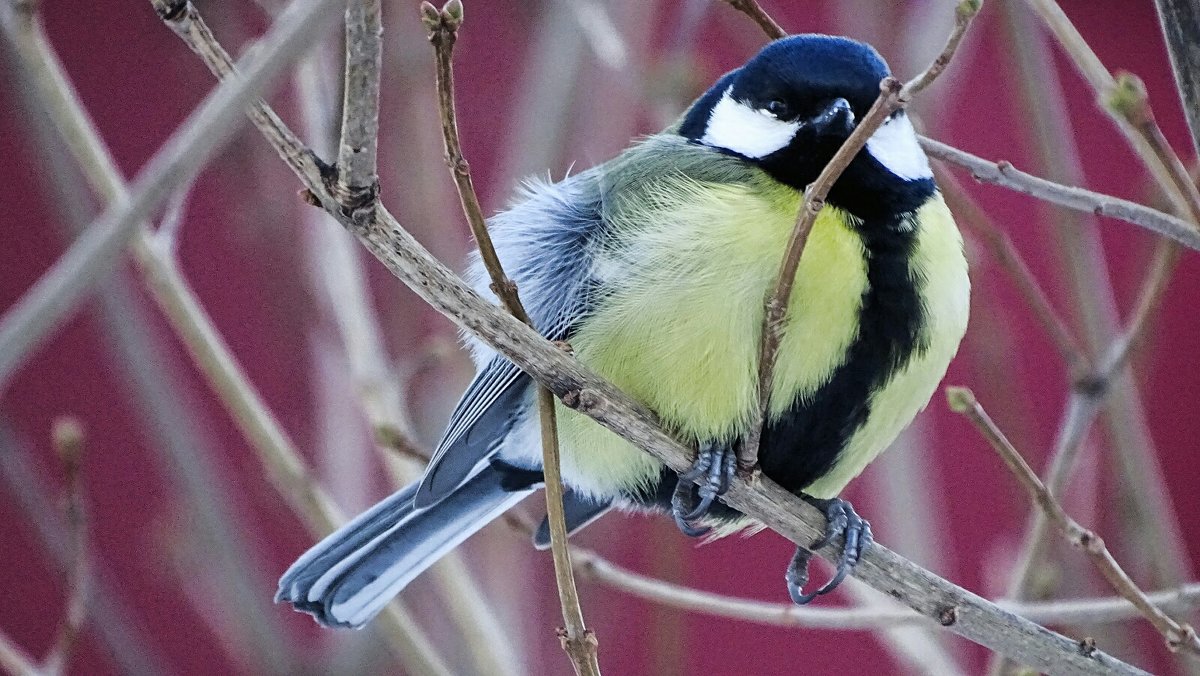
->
41, 418, 89, 676
420, 2, 599, 674
992, 12, 1195, 675
575, 545, 1200, 630
294, 44, 522, 676
948, 387, 1200, 656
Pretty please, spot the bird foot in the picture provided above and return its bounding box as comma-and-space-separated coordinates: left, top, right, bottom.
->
670, 440, 737, 537
786, 496, 873, 604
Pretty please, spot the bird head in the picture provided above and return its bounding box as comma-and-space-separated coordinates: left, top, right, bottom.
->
679, 34, 935, 219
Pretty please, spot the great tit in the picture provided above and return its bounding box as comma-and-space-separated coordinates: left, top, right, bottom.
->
278, 33, 970, 629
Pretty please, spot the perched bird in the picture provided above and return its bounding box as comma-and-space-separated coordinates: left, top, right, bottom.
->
278, 33, 970, 629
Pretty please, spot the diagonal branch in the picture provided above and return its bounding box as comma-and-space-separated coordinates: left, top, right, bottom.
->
948, 387, 1200, 656
922, 137, 1200, 251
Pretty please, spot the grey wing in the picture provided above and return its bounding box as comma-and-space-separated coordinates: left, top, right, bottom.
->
413, 173, 606, 509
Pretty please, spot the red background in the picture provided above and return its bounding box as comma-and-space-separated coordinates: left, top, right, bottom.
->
2, 0, 1197, 673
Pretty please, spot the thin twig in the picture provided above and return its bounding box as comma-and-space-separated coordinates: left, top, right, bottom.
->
0, 418, 92, 676
922, 138, 1200, 251
421, 2, 599, 674
1024, 0, 1200, 226
744, 77, 902, 470
744, 0, 981, 472
720, 0, 785, 39
42, 418, 89, 676
574, 546, 1200, 630
948, 387, 1200, 656
994, 12, 1196, 672
294, 45, 523, 676
155, 1, 1155, 671
936, 168, 1087, 371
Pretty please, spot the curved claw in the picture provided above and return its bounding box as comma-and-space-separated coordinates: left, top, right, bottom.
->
680, 490, 717, 521
671, 480, 711, 537
670, 440, 738, 536
786, 497, 874, 605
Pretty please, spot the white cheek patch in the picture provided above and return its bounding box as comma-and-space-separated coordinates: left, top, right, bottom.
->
701, 88, 800, 159
865, 114, 932, 181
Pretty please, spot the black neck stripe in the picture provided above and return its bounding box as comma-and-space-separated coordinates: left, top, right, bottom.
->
757, 211, 925, 495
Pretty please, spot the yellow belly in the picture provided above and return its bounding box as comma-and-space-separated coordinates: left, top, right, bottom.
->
554, 183, 968, 502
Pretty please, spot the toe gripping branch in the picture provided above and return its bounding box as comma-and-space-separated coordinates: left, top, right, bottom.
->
671, 440, 738, 537
786, 496, 874, 604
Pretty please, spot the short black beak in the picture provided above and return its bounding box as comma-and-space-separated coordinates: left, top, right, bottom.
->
809, 98, 855, 138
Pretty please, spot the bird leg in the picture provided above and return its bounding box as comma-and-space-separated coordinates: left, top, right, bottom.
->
786, 496, 873, 604
671, 440, 737, 537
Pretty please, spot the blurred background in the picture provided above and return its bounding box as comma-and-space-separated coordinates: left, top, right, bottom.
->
2, 0, 1198, 673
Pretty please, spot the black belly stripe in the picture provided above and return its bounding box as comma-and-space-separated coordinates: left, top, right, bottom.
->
758, 212, 926, 494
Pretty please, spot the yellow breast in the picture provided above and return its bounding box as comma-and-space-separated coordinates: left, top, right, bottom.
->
555, 180, 873, 499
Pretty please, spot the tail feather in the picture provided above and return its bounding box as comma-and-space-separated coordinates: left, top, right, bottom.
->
276, 465, 532, 628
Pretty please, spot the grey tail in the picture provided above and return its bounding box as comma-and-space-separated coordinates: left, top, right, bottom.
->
275, 464, 533, 629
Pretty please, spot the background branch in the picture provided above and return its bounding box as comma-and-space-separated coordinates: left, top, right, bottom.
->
949, 387, 1200, 656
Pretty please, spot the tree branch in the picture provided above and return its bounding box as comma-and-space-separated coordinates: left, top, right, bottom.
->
744, 0, 980, 474
936, 168, 1086, 370
948, 387, 1200, 656
921, 137, 1200, 250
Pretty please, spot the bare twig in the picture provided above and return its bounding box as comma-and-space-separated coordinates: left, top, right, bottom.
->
922, 138, 1200, 251
335, 0, 381, 213
948, 387, 1200, 656
42, 418, 89, 676
153, 1, 1156, 671
744, 0, 981, 471
994, 13, 1195, 672
0, 419, 91, 676
0, 0, 342, 390
575, 545, 1200, 630
721, 0, 785, 39
936, 168, 1086, 370
294, 45, 522, 676
1024, 0, 1200, 226
421, 2, 598, 674
744, 77, 902, 470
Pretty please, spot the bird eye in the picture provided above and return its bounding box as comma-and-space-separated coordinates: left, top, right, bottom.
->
765, 98, 791, 118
